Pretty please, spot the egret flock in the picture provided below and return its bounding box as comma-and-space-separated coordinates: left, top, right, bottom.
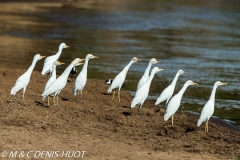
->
10, 42, 227, 132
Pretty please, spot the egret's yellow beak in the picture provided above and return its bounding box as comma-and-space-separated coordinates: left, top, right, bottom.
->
77, 63, 84, 65
79, 59, 85, 62
158, 68, 164, 71
93, 56, 99, 58
59, 62, 65, 65
183, 71, 187, 74
66, 46, 69, 48
137, 59, 141, 62
192, 82, 198, 85
221, 82, 228, 85
41, 56, 46, 58
155, 61, 160, 63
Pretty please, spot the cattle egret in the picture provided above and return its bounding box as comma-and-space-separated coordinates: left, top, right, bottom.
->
137, 58, 159, 90
10, 54, 45, 104
108, 57, 140, 103
42, 58, 84, 107
155, 70, 186, 107
131, 67, 164, 115
197, 81, 227, 132
41, 43, 69, 75
164, 80, 198, 126
73, 54, 99, 103
43, 61, 64, 106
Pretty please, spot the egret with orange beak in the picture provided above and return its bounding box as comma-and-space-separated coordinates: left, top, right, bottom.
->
108, 57, 141, 103
43, 61, 65, 106
73, 54, 98, 103
197, 81, 227, 132
164, 80, 198, 126
10, 54, 45, 104
42, 58, 84, 107
41, 43, 69, 75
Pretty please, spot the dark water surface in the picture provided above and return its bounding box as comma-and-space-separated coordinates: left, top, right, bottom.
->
1, 0, 240, 127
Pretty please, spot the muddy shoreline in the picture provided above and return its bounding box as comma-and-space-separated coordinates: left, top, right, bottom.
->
0, 1, 239, 159
0, 68, 239, 159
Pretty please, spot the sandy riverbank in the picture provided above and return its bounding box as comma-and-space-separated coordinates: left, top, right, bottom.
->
0, 68, 239, 160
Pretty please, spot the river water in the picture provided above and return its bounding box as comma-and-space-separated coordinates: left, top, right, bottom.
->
1, 0, 240, 127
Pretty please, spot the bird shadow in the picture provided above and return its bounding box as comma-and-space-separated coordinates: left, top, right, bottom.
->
122, 111, 132, 116
34, 101, 49, 108
101, 92, 111, 95
61, 98, 69, 101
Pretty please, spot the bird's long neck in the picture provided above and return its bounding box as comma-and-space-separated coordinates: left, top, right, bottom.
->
60, 63, 74, 79
177, 83, 189, 98
209, 85, 218, 101
122, 61, 134, 75
50, 65, 57, 80
81, 58, 89, 76
171, 72, 180, 87
143, 62, 152, 77
26, 58, 38, 74
55, 46, 63, 58
144, 71, 156, 88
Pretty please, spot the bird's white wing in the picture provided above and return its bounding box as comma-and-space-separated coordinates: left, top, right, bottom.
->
42, 78, 66, 96
10, 72, 30, 95
197, 100, 214, 127
108, 72, 125, 93
164, 95, 180, 121
73, 73, 87, 95
137, 75, 148, 90
43, 55, 55, 63
131, 86, 148, 108
41, 55, 56, 75
155, 85, 174, 105
44, 76, 55, 91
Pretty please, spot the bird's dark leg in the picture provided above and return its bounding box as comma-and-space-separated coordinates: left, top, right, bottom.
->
172, 115, 174, 126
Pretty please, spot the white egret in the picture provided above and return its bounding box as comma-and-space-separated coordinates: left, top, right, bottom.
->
41, 43, 69, 75
197, 81, 227, 132
42, 58, 84, 107
10, 54, 45, 104
137, 58, 159, 90
131, 67, 164, 115
43, 61, 65, 106
155, 70, 186, 106
164, 80, 198, 126
108, 57, 141, 102
73, 54, 99, 103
